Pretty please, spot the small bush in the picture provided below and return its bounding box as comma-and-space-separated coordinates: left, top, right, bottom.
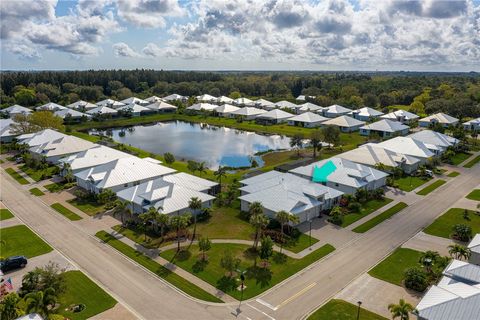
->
328, 212, 344, 226
451, 224, 472, 242
404, 267, 429, 292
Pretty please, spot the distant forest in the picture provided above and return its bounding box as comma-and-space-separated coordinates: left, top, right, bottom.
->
1, 70, 479, 118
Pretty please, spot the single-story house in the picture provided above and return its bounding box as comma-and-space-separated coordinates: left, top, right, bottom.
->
75, 157, 176, 194
144, 101, 177, 113
162, 94, 187, 102
239, 172, 343, 224
253, 99, 274, 110
463, 117, 480, 131
322, 115, 365, 132
255, 109, 294, 125
117, 103, 153, 116
274, 100, 299, 112
0, 119, 17, 143
376, 136, 435, 161
416, 259, 480, 320
1, 104, 32, 118
96, 99, 125, 109
350, 107, 384, 121
116, 176, 215, 215
229, 107, 266, 120
468, 234, 480, 265
321, 104, 353, 118
233, 97, 254, 106
86, 106, 118, 117
216, 96, 234, 105
213, 104, 240, 117
298, 102, 323, 114
296, 95, 315, 101
407, 130, 459, 154
289, 157, 388, 195
145, 96, 163, 103
67, 100, 97, 111
196, 94, 217, 103
54, 108, 91, 121
29, 135, 96, 164
59, 145, 131, 175
36, 102, 66, 112
163, 172, 220, 195
288, 112, 328, 128
337, 143, 421, 174
359, 119, 410, 138
17, 129, 67, 148
419, 113, 459, 128
119, 97, 149, 106
186, 103, 217, 112
380, 110, 419, 124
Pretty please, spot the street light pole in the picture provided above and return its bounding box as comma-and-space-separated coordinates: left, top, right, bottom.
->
309, 219, 312, 249
356, 301, 362, 320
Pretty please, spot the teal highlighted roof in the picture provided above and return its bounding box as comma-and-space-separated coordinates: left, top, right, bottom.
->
312, 160, 337, 183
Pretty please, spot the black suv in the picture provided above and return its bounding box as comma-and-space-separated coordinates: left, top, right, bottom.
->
0, 256, 28, 272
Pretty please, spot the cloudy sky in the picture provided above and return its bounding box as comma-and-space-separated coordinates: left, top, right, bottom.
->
1, 0, 479, 71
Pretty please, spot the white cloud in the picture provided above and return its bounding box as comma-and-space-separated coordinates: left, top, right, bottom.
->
113, 42, 141, 57
142, 43, 163, 57
5, 42, 41, 60
116, 0, 184, 28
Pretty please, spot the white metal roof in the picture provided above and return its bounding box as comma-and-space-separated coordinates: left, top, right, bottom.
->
86, 106, 118, 115
298, 102, 323, 112
338, 144, 420, 168
217, 96, 234, 104
66, 100, 97, 110
145, 101, 177, 111
196, 94, 217, 102
468, 234, 480, 254
463, 117, 480, 126
360, 119, 409, 133
2, 104, 32, 115
163, 172, 218, 192
145, 96, 163, 103
323, 104, 352, 114
376, 136, 435, 159
254, 98, 274, 107
408, 130, 459, 149
213, 104, 240, 114
289, 112, 328, 123
54, 108, 90, 119
59, 145, 131, 171
230, 107, 267, 117
30, 135, 95, 158
117, 103, 151, 113
96, 99, 125, 108
256, 109, 294, 120
381, 110, 419, 121
419, 113, 459, 125
233, 97, 253, 105
119, 97, 149, 105
17, 129, 67, 147
0, 119, 16, 139
162, 94, 185, 101
75, 157, 176, 189
350, 107, 384, 117
275, 100, 299, 109
187, 103, 217, 111
36, 102, 66, 111
323, 115, 365, 128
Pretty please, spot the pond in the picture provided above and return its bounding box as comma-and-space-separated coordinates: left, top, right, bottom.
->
90, 121, 292, 169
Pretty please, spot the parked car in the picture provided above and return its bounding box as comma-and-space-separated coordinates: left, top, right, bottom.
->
14, 157, 24, 164
0, 256, 28, 272
425, 169, 434, 177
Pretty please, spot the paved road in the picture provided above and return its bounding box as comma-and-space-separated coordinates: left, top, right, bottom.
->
2, 161, 479, 320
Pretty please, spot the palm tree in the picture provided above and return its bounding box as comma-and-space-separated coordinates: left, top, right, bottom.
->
0, 292, 24, 320
24, 288, 57, 318
388, 299, 414, 320
214, 166, 227, 190
249, 202, 269, 250
113, 200, 132, 227
276, 210, 290, 253
419, 250, 440, 274
310, 130, 323, 159
290, 134, 304, 156
448, 244, 471, 260
170, 213, 191, 252
189, 197, 203, 242
139, 207, 159, 241
156, 210, 169, 238
196, 161, 207, 177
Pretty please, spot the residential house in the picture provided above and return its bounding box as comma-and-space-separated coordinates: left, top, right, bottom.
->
253, 99, 274, 110
337, 143, 421, 174
298, 102, 323, 114
213, 104, 240, 117
274, 100, 299, 112
119, 97, 149, 106
145, 96, 163, 103
229, 107, 266, 120
468, 234, 480, 265
381, 110, 419, 124
86, 106, 118, 117
186, 103, 217, 112
419, 113, 459, 128
17, 129, 67, 148
321, 104, 353, 118
239, 172, 343, 224
67, 100, 97, 111
29, 135, 96, 164
117, 103, 153, 116
350, 107, 384, 121
144, 101, 177, 113
162, 94, 187, 103
296, 95, 315, 101
54, 109, 91, 121
196, 94, 217, 103
322, 115, 365, 132
0, 119, 17, 143
35, 102, 66, 111
290, 157, 388, 195
359, 119, 409, 138
408, 130, 459, 154
1, 105, 32, 118
95, 99, 125, 109
288, 112, 328, 128
255, 109, 294, 125
376, 136, 435, 162
163, 172, 220, 195
216, 96, 234, 105
233, 97, 253, 106
463, 117, 480, 131
75, 157, 176, 194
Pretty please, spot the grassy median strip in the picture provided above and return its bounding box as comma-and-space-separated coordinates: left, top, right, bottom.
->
95, 231, 223, 303
464, 155, 480, 168
5, 167, 29, 185
466, 189, 480, 201
29, 187, 45, 196
416, 179, 446, 195
51, 203, 83, 221
308, 299, 387, 320
353, 202, 408, 233
0, 208, 14, 221
447, 171, 460, 177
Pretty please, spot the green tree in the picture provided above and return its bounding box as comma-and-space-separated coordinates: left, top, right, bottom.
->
24, 288, 57, 318
187, 160, 198, 175
275, 210, 290, 253
388, 299, 414, 320
448, 244, 471, 260
11, 111, 64, 134
14, 88, 36, 106
113, 200, 132, 227
20, 262, 66, 297
419, 250, 440, 274
452, 224, 472, 242
0, 293, 24, 320
404, 267, 429, 292
97, 189, 116, 205
164, 152, 175, 165
196, 161, 207, 177
249, 202, 269, 250
170, 213, 191, 252
220, 250, 240, 278
290, 133, 304, 156
198, 237, 211, 261
189, 197, 203, 241
310, 129, 323, 159
259, 236, 274, 267
322, 125, 340, 146
214, 166, 227, 189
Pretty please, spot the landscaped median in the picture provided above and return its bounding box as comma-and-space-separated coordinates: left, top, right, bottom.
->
352, 202, 408, 233
4, 167, 29, 185
416, 179, 446, 196
308, 299, 387, 320
0, 208, 14, 221
464, 155, 480, 168
95, 231, 223, 303
466, 189, 480, 201
447, 171, 460, 177
51, 203, 83, 221
29, 187, 45, 196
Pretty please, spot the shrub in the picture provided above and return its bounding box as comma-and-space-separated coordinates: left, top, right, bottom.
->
451, 224, 472, 242
328, 212, 344, 226
404, 267, 429, 292
347, 201, 361, 213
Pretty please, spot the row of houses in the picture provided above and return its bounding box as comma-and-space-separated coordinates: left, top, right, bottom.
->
15, 129, 219, 216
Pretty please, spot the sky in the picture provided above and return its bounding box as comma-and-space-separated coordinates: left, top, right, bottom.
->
1, 0, 479, 72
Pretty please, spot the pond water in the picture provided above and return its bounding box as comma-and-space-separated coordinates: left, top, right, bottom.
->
90, 121, 292, 169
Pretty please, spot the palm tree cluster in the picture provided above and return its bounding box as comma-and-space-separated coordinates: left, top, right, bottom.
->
448, 244, 471, 260
248, 202, 269, 250
388, 299, 415, 320
275, 210, 300, 253
404, 250, 451, 292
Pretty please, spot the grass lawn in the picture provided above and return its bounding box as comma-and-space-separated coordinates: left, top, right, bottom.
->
464, 155, 480, 168
51, 203, 83, 221
19, 165, 58, 182
4, 167, 29, 185
0, 208, 14, 221
95, 231, 223, 303
368, 248, 424, 286
341, 198, 394, 227
58, 271, 116, 320
68, 197, 105, 216
0, 159, 4, 164
284, 233, 319, 253
416, 179, 447, 196
353, 202, 408, 233
29, 187, 45, 196
447, 171, 460, 177
112, 225, 174, 249
308, 299, 387, 320
394, 175, 430, 192
44, 182, 67, 193
160, 242, 335, 300
0, 225, 53, 258
424, 208, 480, 240
466, 189, 480, 201
450, 152, 472, 165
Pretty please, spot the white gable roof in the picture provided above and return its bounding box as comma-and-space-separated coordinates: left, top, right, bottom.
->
377, 136, 435, 158
36, 102, 66, 111
67, 100, 97, 110
338, 144, 420, 168
324, 104, 352, 114
381, 110, 419, 121
30, 135, 95, 158
117, 103, 151, 113
468, 234, 480, 254
299, 102, 323, 112
145, 101, 177, 111
162, 94, 185, 101
230, 107, 267, 117
323, 115, 365, 128
256, 109, 294, 120
419, 113, 459, 124
360, 119, 409, 133
54, 108, 90, 119
351, 107, 384, 117
289, 112, 328, 123
17, 129, 67, 147
275, 100, 299, 109
217, 96, 234, 104
2, 104, 32, 115
233, 97, 253, 105
59, 145, 131, 171
254, 99, 274, 107
145, 96, 163, 103
163, 172, 218, 192
187, 103, 217, 111
408, 130, 459, 148
214, 104, 239, 114
96, 99, 125, 108
119, 97, 149, 105
86, 106, 118, 115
